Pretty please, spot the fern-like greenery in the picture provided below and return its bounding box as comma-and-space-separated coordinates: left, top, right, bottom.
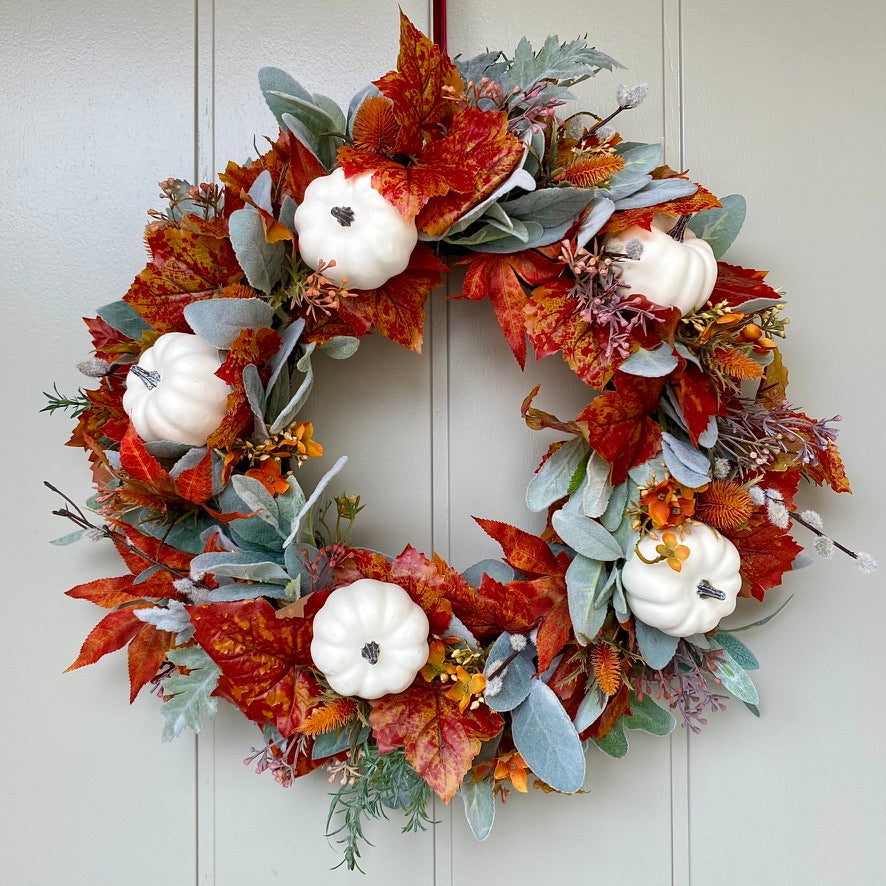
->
326, 742, 434, 872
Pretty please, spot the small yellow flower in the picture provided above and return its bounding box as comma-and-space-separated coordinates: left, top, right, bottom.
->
445, 667, 487, 713
656, 530, 691, 572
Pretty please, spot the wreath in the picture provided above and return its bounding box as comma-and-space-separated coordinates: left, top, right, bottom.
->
46, 12, 876, 870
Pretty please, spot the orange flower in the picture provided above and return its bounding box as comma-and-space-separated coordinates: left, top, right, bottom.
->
493, 751, 530, 793
420, 639, 455, 682
655, 531, 691, 572
445, 666, 487, 713
245, 458, 290, 495
639, 477, 698, 529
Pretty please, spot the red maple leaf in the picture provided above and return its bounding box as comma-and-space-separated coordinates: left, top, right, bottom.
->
448, 573, 556, 643
474, 517, 562, 576
579, 372, 665, 484
120, 423, 171, 487
723, 519, 803, 601
669, 355, 721, 446
369, 683, 503, 802
189, 598, 318, 736
710, 262, 781, 310
534, 595, 573, 674
416, 107, 524, 236
337, 148, 471, 221
333, 546, 454, 634
207, 326, 280, 448
333, 243, 446, 352
805, 441, 851, 493
171, 449, 216, 504
460, 250, 561, 368
65, 526, 190, 700
124, 221, 245, 333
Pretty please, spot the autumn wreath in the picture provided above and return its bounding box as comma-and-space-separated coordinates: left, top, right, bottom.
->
46, 12, 876, 870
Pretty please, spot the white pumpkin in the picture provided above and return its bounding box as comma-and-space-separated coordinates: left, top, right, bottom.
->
122, 332, 232, 446
622, 522, 742, 637
310, 579, 430, 699
605, 214, 717, 316
293, 168, 418, 290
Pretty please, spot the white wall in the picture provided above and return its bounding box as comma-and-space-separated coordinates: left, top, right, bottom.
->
3, 1, 884, 884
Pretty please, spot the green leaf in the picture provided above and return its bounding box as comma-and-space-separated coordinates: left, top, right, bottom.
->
573, 685, 607, 733
728, 595, 794, 632
552, 511, 623, 561
512, 679, 586, 793
460, 777, 496, 841
259, 67, 314, 127
188, 552, 290, 584
600, 480, 629, 532
507, 34, 621, 92
97, 300, 150, 339
688, 194, 747, 259
592, 720, 628, 758
230, 474, 283, 534
312, 725, 369, 760
160, 646, 221, 741
228, 204, 285, 295
461, 559, 515, 587
50, 529, 86, 546
620, 344, 679, 378
580, 452, 613, 518
613, 177, 697, 211
710, 631, 759, 670
623, 692, 676, 736
565, 555, 607, 645
526, 437, 589, 512
183, 296, 275, 349
634, 619, 679, 669
484, 632, 535, 712
661, 432, 711, 489
708, 648, 759, 705
319, 336, 360, 360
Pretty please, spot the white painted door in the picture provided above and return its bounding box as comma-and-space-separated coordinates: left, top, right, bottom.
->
4, 1, 884, 883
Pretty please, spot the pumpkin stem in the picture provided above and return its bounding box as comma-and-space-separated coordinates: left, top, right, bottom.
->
361, 641, 380, 665
696, 579, 726, 601
129, 365, 161, 390
668, 214, 691, 242
331, 206, 355, 227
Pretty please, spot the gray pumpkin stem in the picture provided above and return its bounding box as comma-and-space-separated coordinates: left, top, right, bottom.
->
696, 579, 726, 601
129, 365, 161, 390
361, 641, 380, 665
331, 206, 355, 227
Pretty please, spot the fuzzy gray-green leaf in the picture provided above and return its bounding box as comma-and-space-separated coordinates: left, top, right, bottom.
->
161, 647, 221, 741
460, 777, 496, 841
511, 679, 586, 793
688, 194, 747, 259
526, 436, 589, 512
552, 511, 623, 561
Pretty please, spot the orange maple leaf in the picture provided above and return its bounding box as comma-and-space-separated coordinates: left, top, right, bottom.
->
369, 684, 503, 803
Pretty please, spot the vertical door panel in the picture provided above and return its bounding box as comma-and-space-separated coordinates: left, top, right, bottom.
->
209, 3, 436, 882
446, 4, 676, 883
682, 2, 886, 883
1, 3, 198, 885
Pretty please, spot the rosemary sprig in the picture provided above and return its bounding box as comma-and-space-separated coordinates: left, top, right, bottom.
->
326, 743, 434, 872
41, 383, 90, 417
